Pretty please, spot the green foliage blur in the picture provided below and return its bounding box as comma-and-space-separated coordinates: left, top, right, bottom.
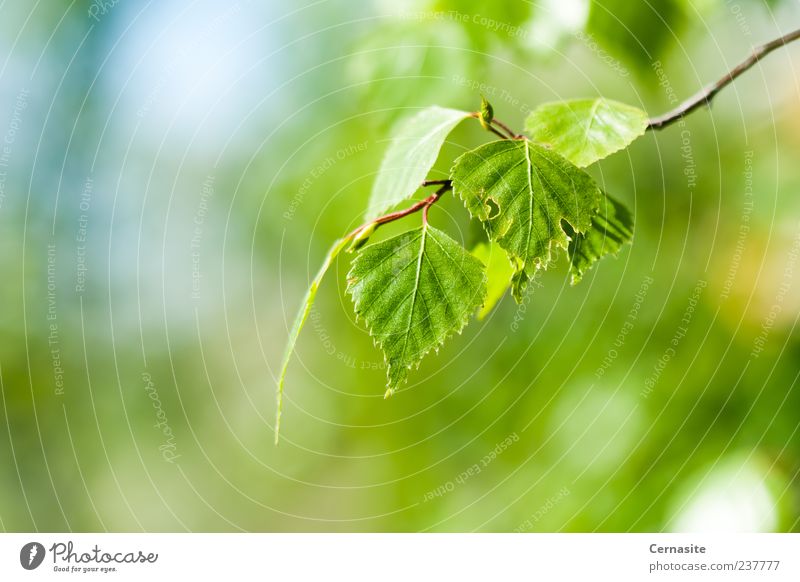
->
0, 0, 798, 532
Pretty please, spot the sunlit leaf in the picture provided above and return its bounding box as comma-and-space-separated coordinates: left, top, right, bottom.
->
347, 225, 487, 395
275, 237, 349, 443
525, 98, 648, 167
451, 139, 601, 300
566, 193, 633, 284
366, 106, 470, 219
471, 241, 515, 319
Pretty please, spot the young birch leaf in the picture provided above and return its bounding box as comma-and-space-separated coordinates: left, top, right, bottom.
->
366, 106, 470, 219
525, 98, 648, 167
471, 241, 514, 320
566, 193, 633, 284
347, 226, 487, 396
451, 139, 602, 301
275, 237, 350, 444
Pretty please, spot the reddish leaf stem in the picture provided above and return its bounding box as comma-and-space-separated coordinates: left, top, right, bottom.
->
346, 182, 453, 240
491, 117, 523, 139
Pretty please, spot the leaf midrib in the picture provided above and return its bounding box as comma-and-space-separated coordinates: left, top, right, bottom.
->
399, 225, 428, 364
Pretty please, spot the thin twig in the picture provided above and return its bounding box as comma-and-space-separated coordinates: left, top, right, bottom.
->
346, 182, 452, 240
647, 27, 800, 130
487, 125, 510, 140
491, 118, 523, 139
470, 111, 521, 139
422, 183, 449, 225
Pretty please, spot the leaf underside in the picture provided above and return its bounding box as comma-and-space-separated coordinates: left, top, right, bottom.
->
566, 192, 634, 285
525, 98, 648, 167
451, 139, 602, 301
365, 106, 470, 220
275, 237, 350, 443
347, 226, 487, 394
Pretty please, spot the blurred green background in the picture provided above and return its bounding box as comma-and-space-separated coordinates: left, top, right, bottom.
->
0, 0, 799, 532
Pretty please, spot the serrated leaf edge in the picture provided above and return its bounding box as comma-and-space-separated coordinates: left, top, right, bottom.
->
365, 106, 471, 220
450, 139, 601, 301
346, 226, 487, 395
525, 98, 649, 168
568, 194, 634, 285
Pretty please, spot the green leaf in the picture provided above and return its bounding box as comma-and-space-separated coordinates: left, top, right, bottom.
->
525, 98, 648, 167
567, 193, 634, 284
471, 241, 514, 320
347, 225, 487, 395
365, 106, 470, 219
451, 139, 602, 300
275, 237, 349, 444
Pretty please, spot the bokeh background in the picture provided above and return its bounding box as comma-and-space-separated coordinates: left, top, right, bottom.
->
1, 0, 799, 532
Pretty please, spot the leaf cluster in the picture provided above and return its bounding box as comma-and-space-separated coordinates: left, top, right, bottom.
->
275, 96, 648, 441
